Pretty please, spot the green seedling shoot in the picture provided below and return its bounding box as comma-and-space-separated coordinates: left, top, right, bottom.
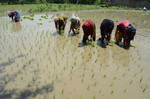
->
143, 86, 147, 92
140, 77, 143, 83
53, 95, 55, 99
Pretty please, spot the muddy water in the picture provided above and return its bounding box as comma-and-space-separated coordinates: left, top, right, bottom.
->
0, 10, 150, 99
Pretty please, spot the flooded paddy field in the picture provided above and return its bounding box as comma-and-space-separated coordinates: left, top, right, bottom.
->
0, 10, 150, 99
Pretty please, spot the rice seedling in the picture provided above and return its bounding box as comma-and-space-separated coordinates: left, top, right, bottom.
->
52, 80, 54, 84
82, 72, 85, 77
81, 78, 84, 82
67, 97, 70, 99
94, 81, 97, 86
43, 95, 46, 99
37, 23, 43, 25
133, 73, 137, 77
91, 69, 94, 73
140, 67, 143, 73
45, 80, 47, 83
98, 89, 101, 94
112, 16, 115, 18
129, 80, 133, 84
113, 76, 116, 80
74, 62, 76, 66
4, 78, 8, 84
32, 91, 36, 97
122, 73, 126, 77
138, 56, 141, 60
70, 69, 72, 74
23, 16, 34, 20
21, 76, 23, 80
143, 86, 147, 92
93, 95, 96, 99
99, 67, 101, 71
133, 22, 136, 25
37, 63, 39, 67
11, 66, 13, 71
55, 75, 58, 80
87, 85, 90, 91
32, 77, 35, 82
94, 58, 97, 64
124, 88, 127, 93
0, 57, 2, 62
53, 94, 55, 99
139, 77, 143, 83
41, 15, 48, 19
103, 75, 106, 78
116, 66, 120, 72
61, 89, 64, 94
71, 66, 74, 69
110, 83, 113, 86
91, 73, 95, 78
69, 74, 72, 80
128, 67, 130, 71
111, 90, 114, 94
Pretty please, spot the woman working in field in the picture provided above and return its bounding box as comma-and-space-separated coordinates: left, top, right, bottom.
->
54, 13, 68, 34
82, 20, 96, 45
115, 20, 136, 48
69, 14, 81, 34
8, 11, 21, 22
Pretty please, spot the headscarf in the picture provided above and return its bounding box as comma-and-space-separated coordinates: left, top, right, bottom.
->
70, 15, 80, 28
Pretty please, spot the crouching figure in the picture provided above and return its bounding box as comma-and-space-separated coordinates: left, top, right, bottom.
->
8, 11, 20, 22
69, 15, 81, 34
115, 20, 136, 48
100, 19, 114, 45
54, 14, 68, 34
82, 20, 96, 45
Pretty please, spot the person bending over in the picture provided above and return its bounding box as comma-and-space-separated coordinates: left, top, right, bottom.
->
8, 11, 20, 22
54, 14, 68, 34
69, 15, 81, 34
115, 20, 136, 48
82, 20, 96, 44
100, 19, 114, 45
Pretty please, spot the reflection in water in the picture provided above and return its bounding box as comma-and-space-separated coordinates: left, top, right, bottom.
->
12, 22, 22, 32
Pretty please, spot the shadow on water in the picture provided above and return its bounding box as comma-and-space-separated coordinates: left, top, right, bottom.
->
0, 57, 53, 99
22, 58, 36, 69
68, 32, 80, 37
115, 42, 133, 50
19, 84, 53, 99
78, 41, 94, 48
0, 58, 36, 84
0, 83, 53, 99
51, 31, 65, 36
0, 59, 15, 67
51, 31, 59, 36
97, 38, 130, 49
0, 54, 26, 67
78, 42, 85, 47
97, 39, 107, 48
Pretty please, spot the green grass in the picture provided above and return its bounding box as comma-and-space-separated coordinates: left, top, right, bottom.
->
0, 4, 135, 16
